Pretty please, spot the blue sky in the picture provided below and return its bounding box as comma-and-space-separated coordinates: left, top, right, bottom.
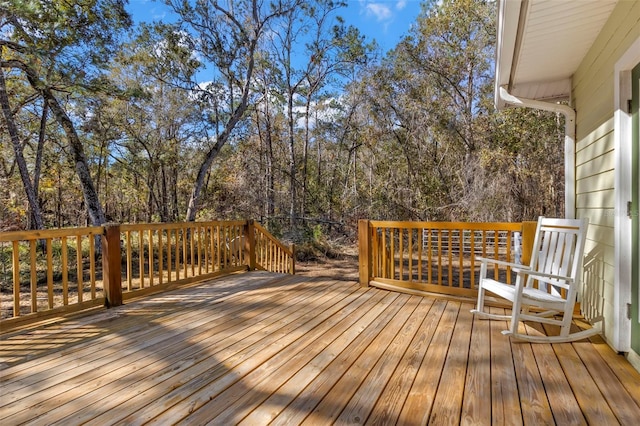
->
126, 0, 425, 55
346, 0, 424, 52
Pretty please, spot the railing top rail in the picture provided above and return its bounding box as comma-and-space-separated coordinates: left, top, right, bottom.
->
0, 221, 252, 242
120, 220, 247, 232
0, 226, 104, 242
368, 220, 522, 231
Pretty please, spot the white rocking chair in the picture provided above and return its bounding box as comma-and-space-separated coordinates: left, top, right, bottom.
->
471, 217, 601, 343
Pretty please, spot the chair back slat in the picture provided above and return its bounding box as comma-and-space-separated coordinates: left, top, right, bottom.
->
528, 218, 588, 297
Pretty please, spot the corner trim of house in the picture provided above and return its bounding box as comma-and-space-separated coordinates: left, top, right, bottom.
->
612, 36, 640, 352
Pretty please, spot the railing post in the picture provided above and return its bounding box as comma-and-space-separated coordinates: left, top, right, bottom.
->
521, 221, 537, 266
244, 220, 256, 271
102, 223, 123, 307
290, 244, 296, 274
358, 219, 372, 287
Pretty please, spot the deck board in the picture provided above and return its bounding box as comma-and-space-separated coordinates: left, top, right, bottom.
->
512, 322, 555, 425
460, 309, 491, 425
489, 307, 523, 426
2, 271, 640, 425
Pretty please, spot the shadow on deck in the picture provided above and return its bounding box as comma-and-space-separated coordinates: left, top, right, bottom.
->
1, 271, 639, 425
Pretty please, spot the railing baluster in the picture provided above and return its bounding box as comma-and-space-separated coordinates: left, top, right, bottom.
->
139, 230, 145, 288
418, 228, 423, 282
29, 240, 37, 313
148, 229, 155, 287
470, 230, 476, 289
158, 229, 164, 286
458, 229, 464, 288
126, 231, 132, 290
75, 236, 85, 300
399, 228, 404, 281
89, 234, 96, 296
448, 230, 453, 287
62, 237, 68, 306
12, 240, 20, 317
167, 229, 173, 282
46, 238, 54, 307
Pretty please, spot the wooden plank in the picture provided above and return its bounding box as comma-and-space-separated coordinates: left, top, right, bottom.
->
1, 278, 323, 423
333, 296, 430, 424
270, 298, 447, 426
526, 322, 587, 425
489, 307, 523, 425
73, 282, 358, 426
2, 271, 640, 426
573, 339, 640, 424
460, 303, 492, 425
550, 337, 620, 425
0, 226, 103, 242
510, 322, 555, 424
298, 293, 414, 425
240, 297, 436, 425
371, 277, 478, 298
215, 296, 426, 425
0, 273, 300, 374
429, 302, 474, 424
344, 298, 445, 425
586, 333, 640, 408
0, 274, 306, 390
369, 221, 520, 231
118, 285, 388, 426
397, 300, 460, 424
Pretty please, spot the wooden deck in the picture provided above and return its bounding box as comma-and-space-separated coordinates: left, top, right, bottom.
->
1, 271, 639, 425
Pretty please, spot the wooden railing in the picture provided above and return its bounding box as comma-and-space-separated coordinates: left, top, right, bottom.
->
358, 220, 536, 298
117, 220, 250, 301
0, 227, 104, 322
0, 220, 294, 328
253, 222, 296, 274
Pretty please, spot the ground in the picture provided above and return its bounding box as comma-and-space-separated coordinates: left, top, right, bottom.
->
296, 254, 359, 281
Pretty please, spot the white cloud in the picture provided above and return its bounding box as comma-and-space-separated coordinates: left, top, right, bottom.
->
365, 3, 393, 22
396, 1, 407, 11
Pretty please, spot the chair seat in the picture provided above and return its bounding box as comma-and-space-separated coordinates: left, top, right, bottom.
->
481, 279, 566, 304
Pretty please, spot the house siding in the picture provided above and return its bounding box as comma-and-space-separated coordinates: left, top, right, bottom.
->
573, 0, 640, 344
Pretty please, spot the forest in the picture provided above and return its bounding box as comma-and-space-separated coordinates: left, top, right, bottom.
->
0, 0, 565, 245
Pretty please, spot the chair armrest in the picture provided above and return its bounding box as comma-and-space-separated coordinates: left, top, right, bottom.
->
475, 256, 529, 271
521, 269, 574, 283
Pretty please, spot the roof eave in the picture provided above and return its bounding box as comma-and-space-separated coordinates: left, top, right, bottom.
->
494, 0, 523, 110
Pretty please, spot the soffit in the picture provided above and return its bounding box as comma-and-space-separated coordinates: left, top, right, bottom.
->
495, 0, 619, 108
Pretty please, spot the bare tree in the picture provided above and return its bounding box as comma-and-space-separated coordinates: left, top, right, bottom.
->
160, 0, 304, 222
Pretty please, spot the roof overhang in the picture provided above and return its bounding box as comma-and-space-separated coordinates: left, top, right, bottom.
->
495, 0, 619, 109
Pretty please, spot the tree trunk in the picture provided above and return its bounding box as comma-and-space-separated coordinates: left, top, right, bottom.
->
0, 65, 44, 230
32, 101, 48, 227
7, 58, 106, 226
185, 100, 251, 222
43, 91, 106, 226
287, 92, 297, 228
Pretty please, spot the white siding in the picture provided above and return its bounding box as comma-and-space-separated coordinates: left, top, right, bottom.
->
573, 0, 640, 344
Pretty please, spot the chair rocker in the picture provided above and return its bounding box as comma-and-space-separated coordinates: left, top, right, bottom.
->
471, 217, 601, 343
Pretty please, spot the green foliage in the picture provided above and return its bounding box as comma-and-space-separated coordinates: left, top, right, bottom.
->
295, 223, 342, 261
0, 0, 565, 239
